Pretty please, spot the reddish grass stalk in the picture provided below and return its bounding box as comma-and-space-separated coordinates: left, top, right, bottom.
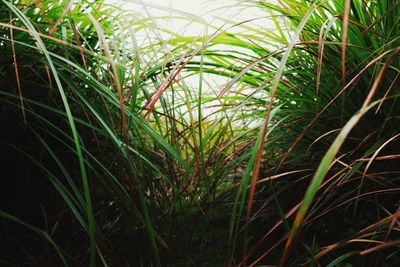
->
360, 239, 400, 255
341, 0, 351, 84
9, 18, 26, 125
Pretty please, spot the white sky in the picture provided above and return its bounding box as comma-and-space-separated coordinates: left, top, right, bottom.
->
106, 0, 272, 37
103, 0, 277, 88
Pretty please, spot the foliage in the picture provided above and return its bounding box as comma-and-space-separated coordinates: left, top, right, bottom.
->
0, 0, 399, 266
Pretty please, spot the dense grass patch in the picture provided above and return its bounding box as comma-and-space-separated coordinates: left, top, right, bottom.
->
0, 0, 399, 266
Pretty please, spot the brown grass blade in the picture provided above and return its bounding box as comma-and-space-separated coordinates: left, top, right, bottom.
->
385, 204, 400, 241
360, 239, 400, 255
48, 0, 74, 36
354, 133, 400, 216
9, 18, 26, 125
314, 214, 395, 260
341, 0, 351, 84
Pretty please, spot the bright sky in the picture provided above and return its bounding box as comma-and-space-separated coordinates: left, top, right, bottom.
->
106, 0, 272, 37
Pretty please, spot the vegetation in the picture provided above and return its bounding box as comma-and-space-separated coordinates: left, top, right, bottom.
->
0, 0, 399, 266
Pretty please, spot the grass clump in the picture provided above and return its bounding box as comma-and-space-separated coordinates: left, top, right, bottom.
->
0, 0, 400, 266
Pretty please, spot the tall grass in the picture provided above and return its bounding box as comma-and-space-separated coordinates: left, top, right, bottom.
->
0, 0, 399, 266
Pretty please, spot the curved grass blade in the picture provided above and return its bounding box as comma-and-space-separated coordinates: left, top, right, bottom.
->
2, 1, 97, 265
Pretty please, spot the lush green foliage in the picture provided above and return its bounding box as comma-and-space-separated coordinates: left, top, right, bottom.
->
0, 0, 399, 266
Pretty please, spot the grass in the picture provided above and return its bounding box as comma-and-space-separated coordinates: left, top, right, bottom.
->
0, 0, 400, 266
